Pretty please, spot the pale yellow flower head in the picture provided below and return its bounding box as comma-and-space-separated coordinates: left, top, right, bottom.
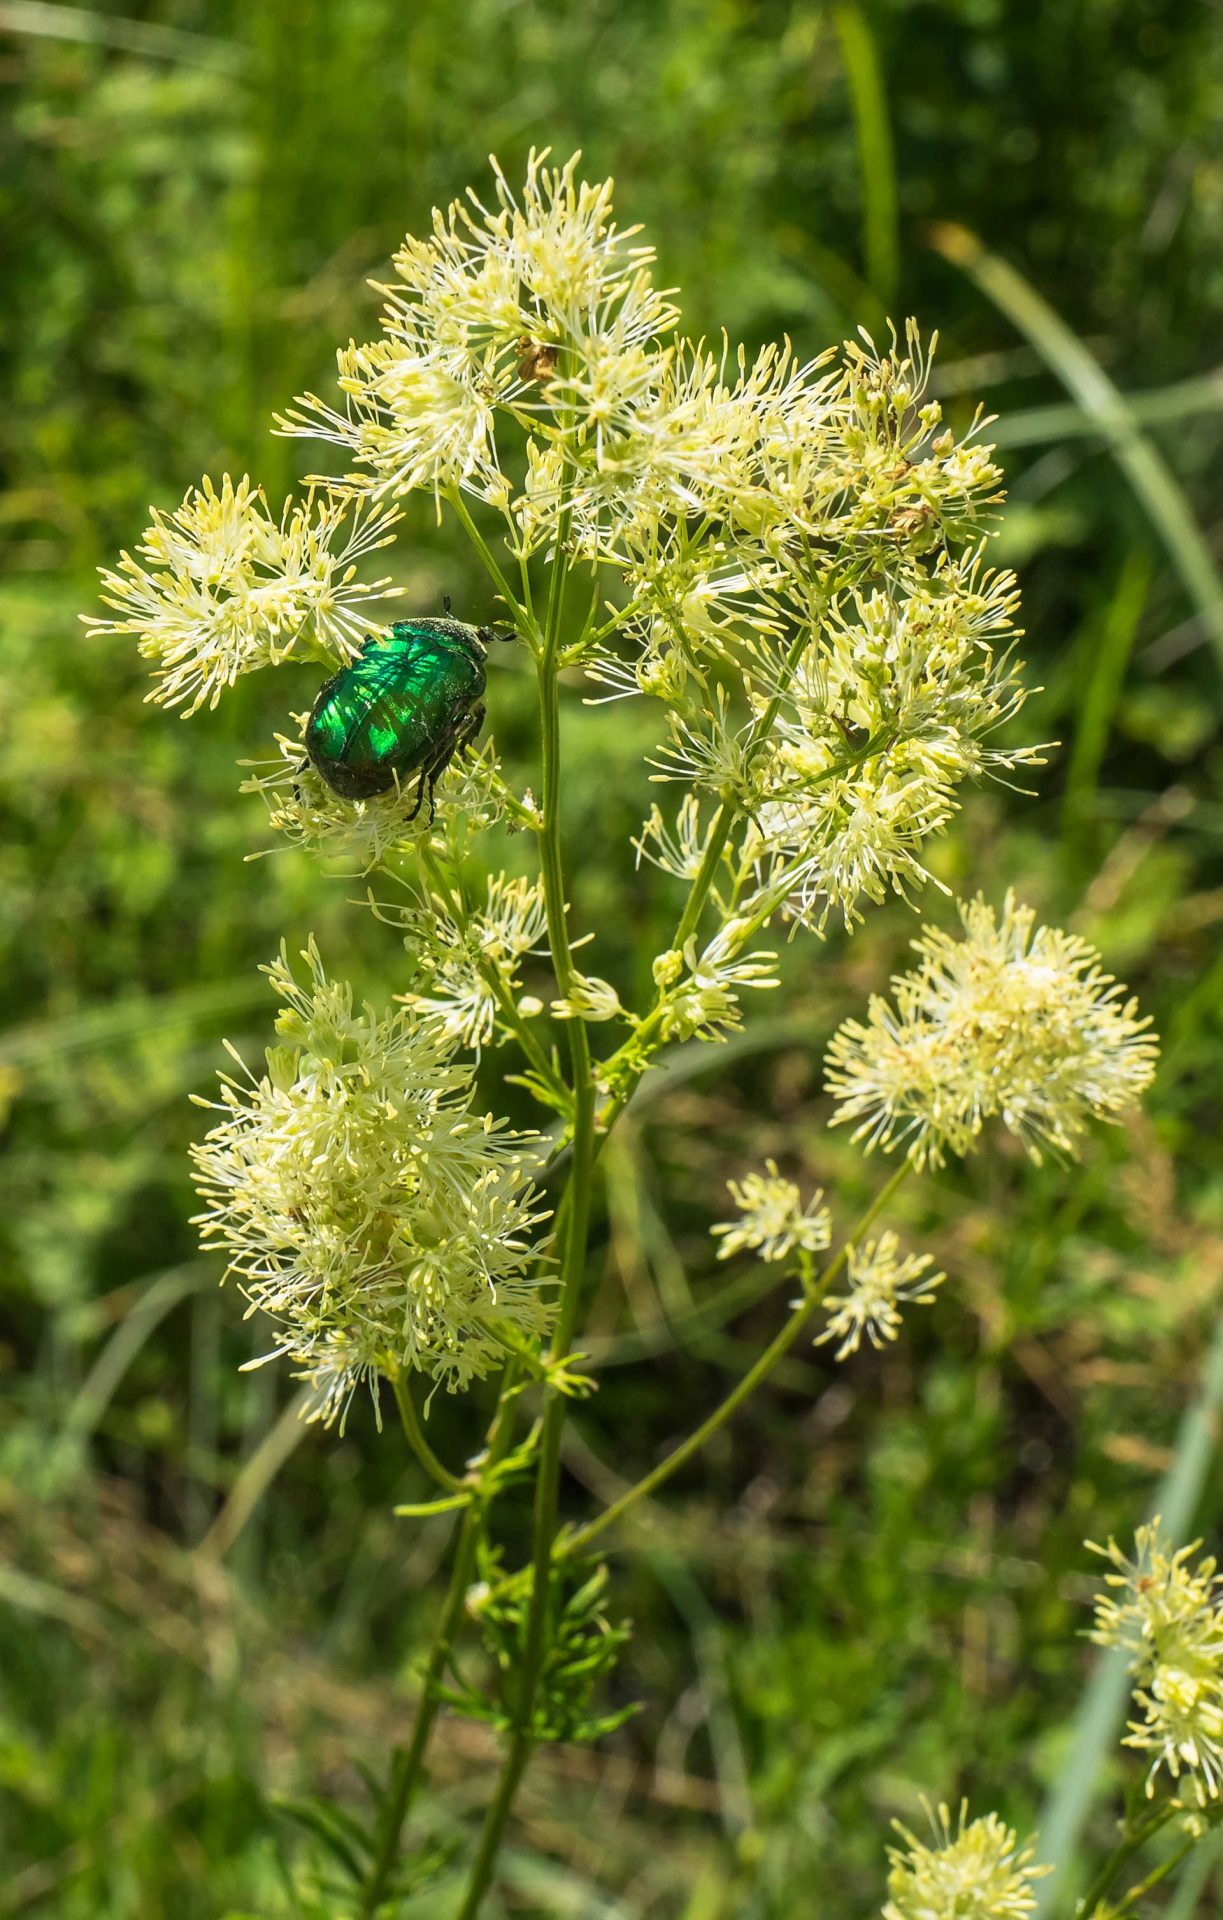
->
712, 1159, 831, 1264
278, 148, 679, 508
87, 476, 400, 714
884, 1802, 1048, 1920
817, 1231, 943, 1359
190, 940, 552, 1423
393, 872, 549, 1053
551, 973, 628, 1025
826, 892, 1158, 1167
657, 923, 779, 1043
1089, 1523, 1223, 1804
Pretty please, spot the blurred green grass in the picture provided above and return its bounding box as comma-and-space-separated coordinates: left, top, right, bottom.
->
2, 2, 1223, 1914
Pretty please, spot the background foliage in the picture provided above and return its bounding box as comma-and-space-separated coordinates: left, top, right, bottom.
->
2, 2, 1222, 1913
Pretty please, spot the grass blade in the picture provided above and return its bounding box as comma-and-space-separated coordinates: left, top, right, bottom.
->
1033, 1310, 1223, 1912
931, 223, 1223, 673
993, 366, 1223, 448
62, 1262, 211, 1443
1062, 547, 1152, 828
196, 1387, 315, 1562
0, 977, 268, 1071
836, 5, 899, 307
0, 1, 242, 68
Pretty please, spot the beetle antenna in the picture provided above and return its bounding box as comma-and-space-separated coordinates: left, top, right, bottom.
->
443, 593, 452, 615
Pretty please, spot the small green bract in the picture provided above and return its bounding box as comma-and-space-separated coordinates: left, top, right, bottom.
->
305, 616, 500, 814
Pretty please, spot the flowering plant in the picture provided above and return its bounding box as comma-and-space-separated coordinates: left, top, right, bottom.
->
91, 153, 1183, 1916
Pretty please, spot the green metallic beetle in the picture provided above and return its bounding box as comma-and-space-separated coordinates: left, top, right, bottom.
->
304, 614, 508, 819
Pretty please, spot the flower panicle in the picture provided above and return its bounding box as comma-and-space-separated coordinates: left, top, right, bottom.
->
86, 475, 401, 716
1089, 1522, 1223, 1805
190, 940, 553, 1423
825, 891, 1158, 1168
883, 1801, 1049, 1920
94, 156, 1033, 955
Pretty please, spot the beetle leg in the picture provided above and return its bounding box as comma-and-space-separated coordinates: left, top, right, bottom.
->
457, 703, 486, 758
404, 698, 487, 827
423, 730, 461, 824
404, 762, 432, 824
404, 723, 460, 827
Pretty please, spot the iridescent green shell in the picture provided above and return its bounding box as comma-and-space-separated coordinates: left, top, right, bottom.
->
305, 618, 488, 801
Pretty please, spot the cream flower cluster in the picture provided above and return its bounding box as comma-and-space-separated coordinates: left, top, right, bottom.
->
884, 1803, 1047, 1920
654, 924, 779, 1043
711, 1160, 831, 1264
269, 153, 1030, 939
1090, 1523, 1223, 1804
190, 940, 552, 1422
392, 872, 549, 1052
88, 476, 400, 715
91, 155, 1037, 941
278, 150, 678, 507
596, 322, 1032, 931
242, 732, 507, 874
826, 892, 1158, 1168
643, 543, 1038, 933
747, 555, 1038, 931
817, 1232, 943, 1359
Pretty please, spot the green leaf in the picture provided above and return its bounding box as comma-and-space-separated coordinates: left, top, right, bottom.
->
393, 1492, 472, 1518
269, 1796, 371, 1883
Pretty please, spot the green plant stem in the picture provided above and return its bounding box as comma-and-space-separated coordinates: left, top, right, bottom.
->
445, 487, 525, 630
391, 1372, 466, 1495
458, 512, 601, 1916
1167, 1819, 1223, 1920
360, 1505, 479, 1915
455, 1736, 532, 1920
674, 802, 736, 948
1074, 1805, 1179, 1920
415, 843, 567, 1109
588, 612, 878, 1150
589, 721, 894, 1157
360, 1367, 523, 1915
480, 966, 569, 1105
1112, 1833, 1201, 1916
666, 617, 821, 956
557, 1162, 908, 1560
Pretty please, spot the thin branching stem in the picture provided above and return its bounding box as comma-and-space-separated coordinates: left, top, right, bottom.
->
360, 1365, 522, 1915
445, 487, 524, 629
557, 1162, 909, 1559
360, 1506, 478, 1915
458, 492, 602, 1916
1111, 1831, 1202, 1916
391, 1372, 466, 1495
1074, 1803, 1180, 1919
